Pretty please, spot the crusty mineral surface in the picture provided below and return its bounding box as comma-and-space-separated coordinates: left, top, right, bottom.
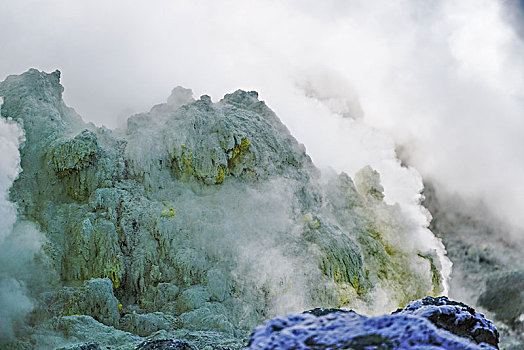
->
247, 296, 499, 350
0, 69, 451, 349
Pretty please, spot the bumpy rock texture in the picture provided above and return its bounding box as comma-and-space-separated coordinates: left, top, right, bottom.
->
0, 69, 451, 348
394, 297, 499, 347
247, 296, 499, 349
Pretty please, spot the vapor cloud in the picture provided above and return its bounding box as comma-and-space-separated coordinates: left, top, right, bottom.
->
0, 115, 34, 341
1, 0, 523, 288
0, 112, 22, 242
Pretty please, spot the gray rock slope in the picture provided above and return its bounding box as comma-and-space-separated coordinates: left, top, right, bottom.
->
422, 182, 524, 349
0, 69, 447, 349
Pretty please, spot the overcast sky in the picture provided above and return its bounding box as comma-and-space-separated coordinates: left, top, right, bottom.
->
1, 0, 524, 239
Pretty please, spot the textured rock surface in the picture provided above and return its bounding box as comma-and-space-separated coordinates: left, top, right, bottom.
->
395, 296, 499, 347
43, 278, 121, 327
0, 69, 451, 348
51, 315, 141, 349
135, 339, 194, 350
120, 312, 179, 337
247, 297, 498, 349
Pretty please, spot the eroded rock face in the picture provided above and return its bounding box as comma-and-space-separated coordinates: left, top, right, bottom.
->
0, 69, 450, 348
247, 297, 499, 350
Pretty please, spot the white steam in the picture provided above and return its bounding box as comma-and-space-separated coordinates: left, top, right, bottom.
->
0, 279, 33, 339
1, 0, 522, 245
0, 108, 22, 242
0, 112, 35, 340
0, 99, 52, 343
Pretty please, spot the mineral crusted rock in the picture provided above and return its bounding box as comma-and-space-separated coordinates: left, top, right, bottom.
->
53, 315, 141, 349
0, 69, 452, 348
136, 339, 194, 350
43, 278, 120, 327
246, 297, 499, 349
120, 312, 179, 337
395, 296, 499, 348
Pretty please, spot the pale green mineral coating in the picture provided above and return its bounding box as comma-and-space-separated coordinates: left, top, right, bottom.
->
354, 165, 385, 201
0, 69, 447, 349
49, 129, 101, 176
43, 278, 120, 327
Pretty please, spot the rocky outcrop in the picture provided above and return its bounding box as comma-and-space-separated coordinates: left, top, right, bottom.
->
0, 69, 451, 348
43, 278, 121, 327
246, 297, 499, 349
395, 296, 499, 348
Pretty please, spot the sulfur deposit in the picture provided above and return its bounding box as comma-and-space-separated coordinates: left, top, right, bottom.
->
1, 69, 451, 349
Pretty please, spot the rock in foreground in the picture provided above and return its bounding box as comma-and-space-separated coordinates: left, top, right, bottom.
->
246, 297, 499, 349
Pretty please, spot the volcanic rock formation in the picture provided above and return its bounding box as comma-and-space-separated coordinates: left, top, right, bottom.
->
0, 69, 451, 349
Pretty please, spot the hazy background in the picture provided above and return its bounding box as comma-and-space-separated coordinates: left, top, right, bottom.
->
1, 1, 524, 344
1, 0, 524, 246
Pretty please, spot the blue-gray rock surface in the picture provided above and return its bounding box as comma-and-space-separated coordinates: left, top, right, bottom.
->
246, 296, 499, 349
